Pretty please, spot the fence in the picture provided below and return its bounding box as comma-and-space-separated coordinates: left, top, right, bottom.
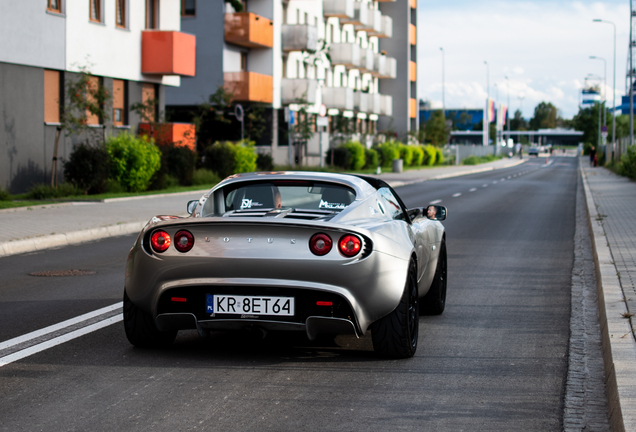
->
615, 137, 635, 161
448, 145, 499, 165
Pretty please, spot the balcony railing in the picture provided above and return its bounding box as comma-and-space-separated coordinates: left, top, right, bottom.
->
282, 25, 318, 52
330, 43, 361, 69
141, 31, 196, 76
322, 86, 354, 111
139, 123, 196, 149
323, 0, 354, 19
281, 79, 319, 105
381, 95, 393, 117
354, 92, 372, 113
366, 8, 382, 34
372, 54, 396, 79
342, 2, 371, 30
360, 48, 374, 73
225, 12, 273, 49
370, 94, 382, 115
224, 72, 273, 103
369, 15, 392, 38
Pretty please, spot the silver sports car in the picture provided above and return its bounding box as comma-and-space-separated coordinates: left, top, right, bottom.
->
124, 172, 447, 358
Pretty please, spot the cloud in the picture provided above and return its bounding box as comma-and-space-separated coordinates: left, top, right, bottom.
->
418, 0, 629, 118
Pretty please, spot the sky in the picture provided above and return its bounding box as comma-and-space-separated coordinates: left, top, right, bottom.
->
417, 0, 630, 119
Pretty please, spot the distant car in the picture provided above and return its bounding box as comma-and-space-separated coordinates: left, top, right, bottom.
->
123, 172, 448, 358
528, 147, 540, 156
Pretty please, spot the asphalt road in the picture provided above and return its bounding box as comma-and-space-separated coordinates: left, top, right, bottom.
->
0, 157, 579, 431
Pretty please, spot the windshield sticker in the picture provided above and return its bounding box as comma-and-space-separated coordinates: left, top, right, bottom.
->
241, 199, 252, 209
319, 200, 346, 210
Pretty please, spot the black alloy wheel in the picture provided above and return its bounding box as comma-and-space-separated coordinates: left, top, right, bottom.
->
422, 241, 447, 315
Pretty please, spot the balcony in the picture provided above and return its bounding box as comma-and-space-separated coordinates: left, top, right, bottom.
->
323, 0, 354, 19
354, 92, 372, 113
282, 25, 318, 52
370, 93, 382, 115
225, 12, 273, 49
342, 2, 371, 30
224, 72, 273, 103
322, 86, 354, 111
139, 123, 196, 149
369, 15, 392, 38
366, 8, 382, 34
360, 48, 374, 73
371, 54, 396, 79
381, 95, 393, 117
330, 43, 361, 69
281, 79, 319, 105
141, 31, 196, 76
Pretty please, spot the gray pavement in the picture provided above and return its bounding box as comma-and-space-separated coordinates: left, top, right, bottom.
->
581, 157, 636, 431
0, 158, 524, 258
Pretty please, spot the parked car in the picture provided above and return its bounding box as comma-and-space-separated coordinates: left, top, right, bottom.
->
528, 147, 540, 156
123, 172, 448, 358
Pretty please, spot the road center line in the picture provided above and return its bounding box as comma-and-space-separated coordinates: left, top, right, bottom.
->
0, 315, 123, 368
0, 302, 122, 351
469, 188, 477, 192
429, 199, 442, 204
453, 193, 462, 197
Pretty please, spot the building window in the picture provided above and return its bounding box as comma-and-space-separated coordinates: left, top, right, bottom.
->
112, 79, 126, 126
181, 0, 195, 17
44, 70, 62, 123
142, 83, 158, 122
47, 0, 62, 13
146, 0, 159, 29
240, 52, 248, 72
90, 0, 102, 22
86, 76, 102, 125
116, 0, 126, 28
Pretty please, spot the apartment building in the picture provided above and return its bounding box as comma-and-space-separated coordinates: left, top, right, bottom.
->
0, 0, 196, 193
166, 0, 416, 166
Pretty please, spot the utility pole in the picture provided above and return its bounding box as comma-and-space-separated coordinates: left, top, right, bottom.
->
506, 76, 511, 145
631, 0, 634, 146
593, 19, 617, 161
440, 47, 445, 115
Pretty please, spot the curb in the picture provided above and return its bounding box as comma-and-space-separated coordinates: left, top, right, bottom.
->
0, 221, 147, 258
580, 163, 636, 432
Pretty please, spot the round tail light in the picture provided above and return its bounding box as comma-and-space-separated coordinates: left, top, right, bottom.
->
338, 234, 362, 257
151, 230, 171, 253
174, 230, 195, 253
309, 233, 332, 256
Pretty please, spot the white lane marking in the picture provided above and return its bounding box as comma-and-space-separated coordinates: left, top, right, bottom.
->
469, 188, 477, 192
453, 193, 462, 197
482, 184, 488, 187
0, 302, 122, 351
500, 178, 505, 181
0, 315, 123, 367
429, 199, 442, 204
492, 181, 498, 184
507, 176, 512, 179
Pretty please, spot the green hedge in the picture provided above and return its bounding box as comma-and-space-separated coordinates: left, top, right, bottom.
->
106, 133, 161, 192
365, 148, 379, 169
342, 141, 366, 170
619, 146, 636, 180
202, 141, 257, 179
64, 143, 110, 194
375, 141, 401, 167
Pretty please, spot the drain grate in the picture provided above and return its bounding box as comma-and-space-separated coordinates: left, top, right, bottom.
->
29, 269, 96, 277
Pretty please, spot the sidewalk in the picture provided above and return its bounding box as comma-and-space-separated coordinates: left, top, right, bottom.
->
0, 158, 526, 258
580, 157, 636, 431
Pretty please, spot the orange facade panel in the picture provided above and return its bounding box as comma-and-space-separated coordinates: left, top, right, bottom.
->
409, 24, 417, 45
410, 98, 417, 119
139, 123, 196, 150
410, 0, 417, 9
44, 70, 60, 123
224, 72, 273, 103
142, 31, 196, 76
225, 12, 274, 49
410, 61, 417, 82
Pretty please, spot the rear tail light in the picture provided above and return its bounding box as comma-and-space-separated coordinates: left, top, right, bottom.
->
174, 230, 195, 253
316, 301, 333, 306
338, 234, 362, 257
171, 297, 187, 302
309, 233, 332, 256
151, 230, 171, 253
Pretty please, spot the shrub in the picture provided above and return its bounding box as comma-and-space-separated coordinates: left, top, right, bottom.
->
343, 141, 366, 171
105, 179, 126, 193
0, 187, 10, 201
620, 145, 636, 180
399, 144, 415, 166
462, 155, 479, 165
192, 169, 220, 186
411, 146, 425, 166
26, 183, 82, 199
434, 147, 444, 165
423, 145, 437, 166
256, 153, 274, 171
163, 144, 197, 186
375, 141, 400, 168
63, 143, 110, 194
326, 147, 351, 170
365, 148, 379, 169
203, 141, 258, 179
106, 133, 161, 192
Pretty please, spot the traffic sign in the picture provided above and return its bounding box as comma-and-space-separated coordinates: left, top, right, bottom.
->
602, 125, 608, 138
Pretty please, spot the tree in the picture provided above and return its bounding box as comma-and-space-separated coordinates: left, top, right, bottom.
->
424, 110, 449, 146
529, 102, 558, 130
571, 103, 602, 148
510, 109, 528, 131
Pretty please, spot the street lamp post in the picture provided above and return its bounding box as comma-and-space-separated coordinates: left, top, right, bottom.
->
484, 61, 490, 99
593, 19, 617, 160
506, 76, 511, 145
484, 61, 489, 147
440, 47, 445, 114
589, 56, 607, 127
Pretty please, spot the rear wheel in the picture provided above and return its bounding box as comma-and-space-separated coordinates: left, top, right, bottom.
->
422, 241, 447, 315
123, 289, 177, 348
371, 260, 419, 358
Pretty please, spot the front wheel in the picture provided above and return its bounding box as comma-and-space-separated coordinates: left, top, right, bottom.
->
422, 241, 447, 315
371, 260, 419, 358
123, 289, 177, 348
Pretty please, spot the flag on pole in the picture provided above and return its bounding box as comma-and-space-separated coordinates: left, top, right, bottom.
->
488, 99, 496, 123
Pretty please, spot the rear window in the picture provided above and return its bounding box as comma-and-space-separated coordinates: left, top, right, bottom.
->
201, 181, 356, 217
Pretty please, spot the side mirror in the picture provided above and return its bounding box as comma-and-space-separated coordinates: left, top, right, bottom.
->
426, 205, 447, 221
187, 200, 198, 215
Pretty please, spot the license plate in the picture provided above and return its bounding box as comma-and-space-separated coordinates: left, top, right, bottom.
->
206, 295, 294, 316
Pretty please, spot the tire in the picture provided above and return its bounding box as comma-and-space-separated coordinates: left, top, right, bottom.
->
422, 241, 447, 315
123, 289, 177, 348
371, 260, 419, 358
